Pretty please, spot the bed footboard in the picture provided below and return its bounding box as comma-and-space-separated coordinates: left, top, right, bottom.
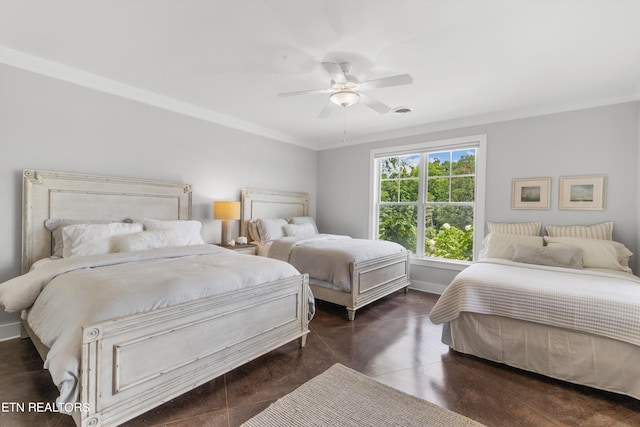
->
77, 274, 310, 427
310, 251, 410, 320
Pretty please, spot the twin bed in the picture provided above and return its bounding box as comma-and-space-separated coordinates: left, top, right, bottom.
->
430, 222, 640, 400
0, 170, 312, 427
240, 189, 411, 320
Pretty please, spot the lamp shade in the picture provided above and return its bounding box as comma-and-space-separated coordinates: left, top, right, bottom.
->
213, 201, 241, 220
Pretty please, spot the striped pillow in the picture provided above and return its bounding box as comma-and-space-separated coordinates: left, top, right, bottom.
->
545, 222, 613, 240
487, 222, 541, 236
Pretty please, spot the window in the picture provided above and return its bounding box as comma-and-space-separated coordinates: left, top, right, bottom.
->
371, 135, 486, 264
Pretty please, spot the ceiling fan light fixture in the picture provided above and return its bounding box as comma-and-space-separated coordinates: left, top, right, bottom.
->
330, 91, 360, 107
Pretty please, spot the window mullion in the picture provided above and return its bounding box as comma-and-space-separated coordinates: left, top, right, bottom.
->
416, 153, 426, 257
374, 160, 381, 239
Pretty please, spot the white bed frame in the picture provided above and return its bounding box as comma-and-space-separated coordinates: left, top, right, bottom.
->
240, 189, 410, 321
20, 170, 310, 427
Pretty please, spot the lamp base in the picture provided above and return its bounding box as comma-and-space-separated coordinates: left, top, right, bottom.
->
221, 220, 232, 245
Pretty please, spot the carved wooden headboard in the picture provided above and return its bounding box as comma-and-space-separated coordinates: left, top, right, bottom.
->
22, 169, 192, 273
240, 189, 309, 238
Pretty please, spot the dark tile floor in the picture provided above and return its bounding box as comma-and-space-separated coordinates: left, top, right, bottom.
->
1, 290, 639, 427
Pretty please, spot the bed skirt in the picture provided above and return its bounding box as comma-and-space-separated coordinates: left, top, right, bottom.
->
443, 312, 640, 400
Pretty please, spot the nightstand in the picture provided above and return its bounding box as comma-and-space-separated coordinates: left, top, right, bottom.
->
219, 243, 257, 255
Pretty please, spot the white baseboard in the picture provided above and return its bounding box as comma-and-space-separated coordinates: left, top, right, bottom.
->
0, 321, 21, 342
408, 279, 446, 295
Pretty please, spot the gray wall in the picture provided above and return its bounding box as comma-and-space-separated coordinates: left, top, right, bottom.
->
0, 64, 317, 339
317, 102, 640, 292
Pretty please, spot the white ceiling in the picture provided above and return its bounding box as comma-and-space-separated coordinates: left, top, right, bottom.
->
1, 0, 639, 151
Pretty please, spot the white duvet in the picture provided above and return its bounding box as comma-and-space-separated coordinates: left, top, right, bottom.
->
0, 245, 304, 406
267, 234, 407, 292
430, 258, 640, 346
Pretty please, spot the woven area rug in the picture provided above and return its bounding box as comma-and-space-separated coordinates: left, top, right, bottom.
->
242, 363, 486, 427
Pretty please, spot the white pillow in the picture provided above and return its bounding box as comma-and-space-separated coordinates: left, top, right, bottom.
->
288, 216, 319, 233
112, 229, 184, 253
255, 218, 288, 242
487, 222, 541, 236
62, 222, 144, 258
478, 233, 544, 260
545, 222, 613, 240
142, 219, 205, 246
544, 236, 633, 273
45, 219, 112, 257
284, 222, 316, 237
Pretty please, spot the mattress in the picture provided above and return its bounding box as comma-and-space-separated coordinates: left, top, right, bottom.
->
267, 234, 407, 292
430, 258, 640, 346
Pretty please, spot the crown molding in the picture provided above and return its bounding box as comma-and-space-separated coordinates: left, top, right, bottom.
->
0, 45, 317, 150
319, 95, 640, 151
2, 45, 637, 153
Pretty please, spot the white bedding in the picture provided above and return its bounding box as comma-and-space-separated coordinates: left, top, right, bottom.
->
0, 245, 305, 407
429, 258, 640, 346
267, 234, 406, 292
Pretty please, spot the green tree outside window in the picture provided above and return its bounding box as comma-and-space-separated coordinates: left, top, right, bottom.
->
378, 149, 476, 261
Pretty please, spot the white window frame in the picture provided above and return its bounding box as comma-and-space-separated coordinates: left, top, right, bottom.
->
369, 134, 487, 271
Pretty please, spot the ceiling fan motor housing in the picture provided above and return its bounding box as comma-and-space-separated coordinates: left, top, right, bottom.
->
331, 75, 358, 90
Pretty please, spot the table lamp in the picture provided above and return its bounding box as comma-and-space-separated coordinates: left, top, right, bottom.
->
214, 201, 241, 245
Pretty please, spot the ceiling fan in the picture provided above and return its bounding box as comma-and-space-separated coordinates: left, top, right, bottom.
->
278, 62, 413, 118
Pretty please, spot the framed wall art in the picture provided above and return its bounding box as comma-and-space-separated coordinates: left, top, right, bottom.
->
511, 177, 551, 209
558, 175, 606, 210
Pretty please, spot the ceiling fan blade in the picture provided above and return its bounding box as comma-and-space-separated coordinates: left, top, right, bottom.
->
317, 101, 334, 118
321, 62, 347, 84
360, 93, 391, 114
278, 88, 333, 97
359, 74, 413, 90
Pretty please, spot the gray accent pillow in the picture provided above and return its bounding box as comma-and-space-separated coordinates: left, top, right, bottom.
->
512, 244, 583, 269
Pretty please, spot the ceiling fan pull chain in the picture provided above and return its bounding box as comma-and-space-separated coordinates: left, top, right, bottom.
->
343, 108, 347, 144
